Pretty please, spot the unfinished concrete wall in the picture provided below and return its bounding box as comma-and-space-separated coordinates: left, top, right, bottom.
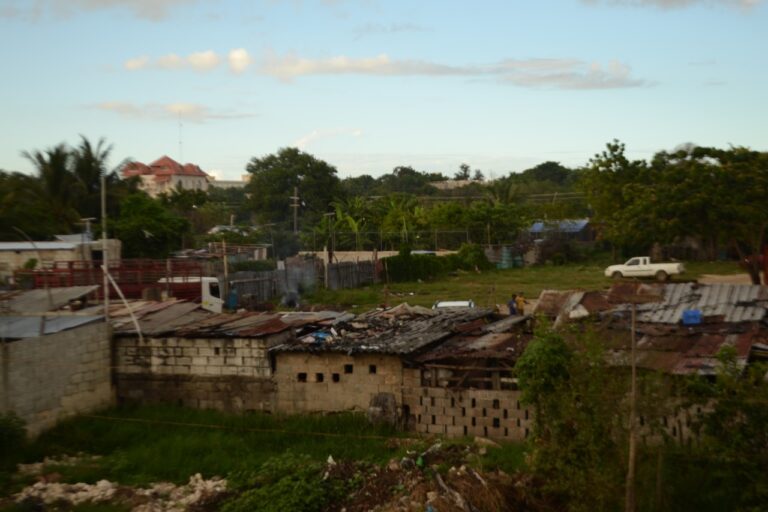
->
404, 383, 533, 441
274, 352, 403, 414
114, 332, 290, 412
0, 322, 113, 436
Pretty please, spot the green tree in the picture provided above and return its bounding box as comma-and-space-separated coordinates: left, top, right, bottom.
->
521, 161, 574, 186
22, 143, 80, 232
111, 194, 190, 257
70, 136, 126, 221
340, 174, 378, 197
516, 326, 628, 511
677, 347, 768, 510
245, 148, 341, 228
454, 163, 471, 180
376, 166, 442, 195
706, 147, 768, 283
579, 140, 652, 256
0, 171, 58, 239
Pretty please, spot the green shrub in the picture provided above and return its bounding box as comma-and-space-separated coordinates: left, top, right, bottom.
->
223, 453, 353, 512
456, 243, 493, 271
231, 259, 276, 272
0, 413, 26, 472
382, 243, 492, 282
383, 251, 446, 282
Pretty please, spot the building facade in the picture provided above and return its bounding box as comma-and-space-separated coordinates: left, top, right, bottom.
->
122, 156, 210, 197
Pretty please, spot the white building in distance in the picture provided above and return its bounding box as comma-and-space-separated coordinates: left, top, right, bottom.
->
122, 155, 210, 197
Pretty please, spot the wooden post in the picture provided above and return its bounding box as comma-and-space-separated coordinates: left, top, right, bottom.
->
625, 301, 637, 512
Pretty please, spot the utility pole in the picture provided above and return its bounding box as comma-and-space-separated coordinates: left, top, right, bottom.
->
607, 282, 662, 512
101, 174, 109, 321
290, 187, 300, 234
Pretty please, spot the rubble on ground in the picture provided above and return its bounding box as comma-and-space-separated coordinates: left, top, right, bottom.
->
9, 442, 544, 511
14, 473, 227, 511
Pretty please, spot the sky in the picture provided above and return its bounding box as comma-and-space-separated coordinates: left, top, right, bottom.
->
0, 0, 766, 180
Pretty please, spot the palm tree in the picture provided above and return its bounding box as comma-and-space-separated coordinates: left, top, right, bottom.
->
22, 143, 80, 232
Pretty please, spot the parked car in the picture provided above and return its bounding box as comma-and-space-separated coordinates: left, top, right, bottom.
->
604, 256, 685, 282
432, 300, 475, 309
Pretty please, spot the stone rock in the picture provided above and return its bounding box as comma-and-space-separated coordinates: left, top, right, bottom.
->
367, 392, 398, 426
474, 436, 501, 449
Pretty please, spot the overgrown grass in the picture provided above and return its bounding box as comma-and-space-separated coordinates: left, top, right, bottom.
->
24, 406, 406, 486
0, 503, 131, 512
306, 261, 746, 312
477, 441, 529, 474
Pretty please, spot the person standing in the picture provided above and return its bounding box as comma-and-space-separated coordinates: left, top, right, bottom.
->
507, 294, 518, 315
515, 292, 527, 315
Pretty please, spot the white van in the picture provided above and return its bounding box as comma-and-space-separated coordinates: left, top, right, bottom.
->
432, 300, 475, 309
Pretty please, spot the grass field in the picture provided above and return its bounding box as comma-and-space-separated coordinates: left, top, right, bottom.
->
5, 406, 526, 491
306, 260, 747, 312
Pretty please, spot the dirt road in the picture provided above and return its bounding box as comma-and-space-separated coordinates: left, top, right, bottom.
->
697, 273, 759, 285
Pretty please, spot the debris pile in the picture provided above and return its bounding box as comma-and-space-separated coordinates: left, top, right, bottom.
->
14, 473, 228, 511
325, 442, 537, 512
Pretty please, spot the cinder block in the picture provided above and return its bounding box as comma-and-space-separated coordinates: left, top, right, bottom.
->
427, 424, 446, 435
445, 425, 464, 437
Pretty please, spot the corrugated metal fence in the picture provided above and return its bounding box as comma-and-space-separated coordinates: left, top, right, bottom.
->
227, 258, 375, 304
326, 261, 376, 290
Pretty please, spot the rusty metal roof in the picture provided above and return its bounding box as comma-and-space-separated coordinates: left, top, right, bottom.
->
0, 286, 100, 313
0, 314, 103, 340
603, 322, 765, 376
537, 283, 768, 325
273, 306, 494, 356
621, 283, 768, 324
109, 299, 349, 338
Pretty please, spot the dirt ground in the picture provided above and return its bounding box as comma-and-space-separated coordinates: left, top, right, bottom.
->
696, 273, 758, 285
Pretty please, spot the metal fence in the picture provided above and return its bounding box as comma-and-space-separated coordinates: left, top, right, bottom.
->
227, 257, 373, 304
326, 261, 376, 290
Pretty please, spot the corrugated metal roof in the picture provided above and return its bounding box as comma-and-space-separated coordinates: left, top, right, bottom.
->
0, 286, 100, 313
630, 283, 768, 324
274, 307, 494, 356
529, 219, 589, 234
55, 234, 93, 243
0, 242, 77, 251
0, 315, 103, 340
109, 299, 349, 339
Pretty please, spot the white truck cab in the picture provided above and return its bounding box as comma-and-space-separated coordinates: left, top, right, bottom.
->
201, 277, 223, 313
604, 257, 685, 281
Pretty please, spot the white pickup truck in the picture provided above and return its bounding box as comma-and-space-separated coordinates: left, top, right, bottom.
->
604, 256, 685, 281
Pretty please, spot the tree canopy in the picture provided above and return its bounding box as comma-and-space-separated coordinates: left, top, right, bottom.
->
245, 147, 342, 228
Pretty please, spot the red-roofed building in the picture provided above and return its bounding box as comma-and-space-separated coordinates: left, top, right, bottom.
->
122, 155, 211, 197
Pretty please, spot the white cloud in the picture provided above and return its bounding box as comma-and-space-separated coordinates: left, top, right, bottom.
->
0, 0, 201, 21
353, 22, 428, 39
156, 53, 185, 69
294, 128, 364, 150
261, 52, 471, 80
228, 48, 252, 74
120, 48, 648, 90
582, 0, 760, 9
187, 50, 219, 71
260, 52, 648, 90
499, 60, 647, 89
123, 55, 149, 70
123, 50, 221, 72
93, 101, 257, 122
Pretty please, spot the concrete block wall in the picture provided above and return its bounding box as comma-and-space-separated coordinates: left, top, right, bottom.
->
0, 322, 113, 436
274, 352, 404, 413
404, 385, 533, 441
117, 374, 275, 412
114, 332, 289, 411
